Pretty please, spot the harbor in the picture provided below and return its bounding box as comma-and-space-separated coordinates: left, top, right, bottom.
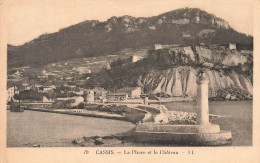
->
7, 100, 252, 147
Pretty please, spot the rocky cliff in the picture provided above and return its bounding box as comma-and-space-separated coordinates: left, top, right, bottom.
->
89, 44, 253, 100
141, 45, 253, 99
140, 66, 252, 98
148, 45, 251, 68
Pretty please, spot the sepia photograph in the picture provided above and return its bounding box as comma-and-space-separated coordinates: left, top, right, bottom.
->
0, 0, 260, 162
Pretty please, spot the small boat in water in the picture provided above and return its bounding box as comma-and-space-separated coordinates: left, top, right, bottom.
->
10, 101, 24, 112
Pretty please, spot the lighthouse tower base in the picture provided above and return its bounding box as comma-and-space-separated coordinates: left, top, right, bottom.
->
132, 72, 232, 146
133, 123, 232, 146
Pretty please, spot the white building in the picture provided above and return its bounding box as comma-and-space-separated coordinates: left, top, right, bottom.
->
42, 96, 54, 102
154, 44, 180, 50
155, 44, 164, 50
107, 92, 129, 101
132, 55, 144, 63
229, 43, 236, 50
38, 86, 55, 93
22, 83, 32, 90
7, 86, 19, 102
13, 71, 21, 77
34, 84, 43, 91
117, 87, 142, 98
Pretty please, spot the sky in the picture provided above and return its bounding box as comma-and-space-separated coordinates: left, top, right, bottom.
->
2, 0, 254, 45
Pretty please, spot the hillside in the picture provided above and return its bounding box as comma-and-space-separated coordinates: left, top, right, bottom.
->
8, 8, 252, 68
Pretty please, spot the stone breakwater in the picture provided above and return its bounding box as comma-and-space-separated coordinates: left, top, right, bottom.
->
24, 108, 128, 121
72, 104, 200, 146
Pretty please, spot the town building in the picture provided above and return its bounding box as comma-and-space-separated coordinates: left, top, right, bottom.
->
107, 92, 129, 101
42, 96, 54, 102
22, 83, 32, 90
92, 87, 108, 99
83, 87, 108, 101
106, 87, 142, 101
12, 70, 21, 77
38, 75, 48, 79
132, 55, 144, 63
7, 86, 19, 102
34, 84, 43, 91
117, 87, 142, 98
38, 86, 55, 93
85, 90, 94, 103
229, 43, 236, 50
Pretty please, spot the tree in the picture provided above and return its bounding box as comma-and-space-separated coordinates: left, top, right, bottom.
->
77, 102, 85, 109
14, 90, 44, 101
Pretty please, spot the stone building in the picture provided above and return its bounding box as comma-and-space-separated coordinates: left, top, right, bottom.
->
85, 90, 94, 103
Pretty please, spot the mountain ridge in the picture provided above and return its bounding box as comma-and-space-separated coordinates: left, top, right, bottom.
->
8, 8, 253, 68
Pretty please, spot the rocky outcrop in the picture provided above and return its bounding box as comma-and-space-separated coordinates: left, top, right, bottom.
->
140, 66, 252, 98
149, 45, 252, 67
167, 111, 196, 124
222, 53, 247, 66
172, 18, 190, 25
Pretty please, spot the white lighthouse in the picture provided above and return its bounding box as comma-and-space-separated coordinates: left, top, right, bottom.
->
196, 72, 210, 125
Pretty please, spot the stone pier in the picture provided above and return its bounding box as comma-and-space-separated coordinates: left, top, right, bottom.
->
133, 72, 232, 145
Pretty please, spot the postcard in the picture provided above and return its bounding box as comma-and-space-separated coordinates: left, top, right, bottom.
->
0, 0, 260, 162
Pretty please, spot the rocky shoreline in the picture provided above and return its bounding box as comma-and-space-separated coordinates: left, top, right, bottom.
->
209, 86, 252, 101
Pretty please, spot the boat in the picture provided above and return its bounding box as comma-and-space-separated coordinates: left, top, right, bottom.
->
10, 101, 24, 112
